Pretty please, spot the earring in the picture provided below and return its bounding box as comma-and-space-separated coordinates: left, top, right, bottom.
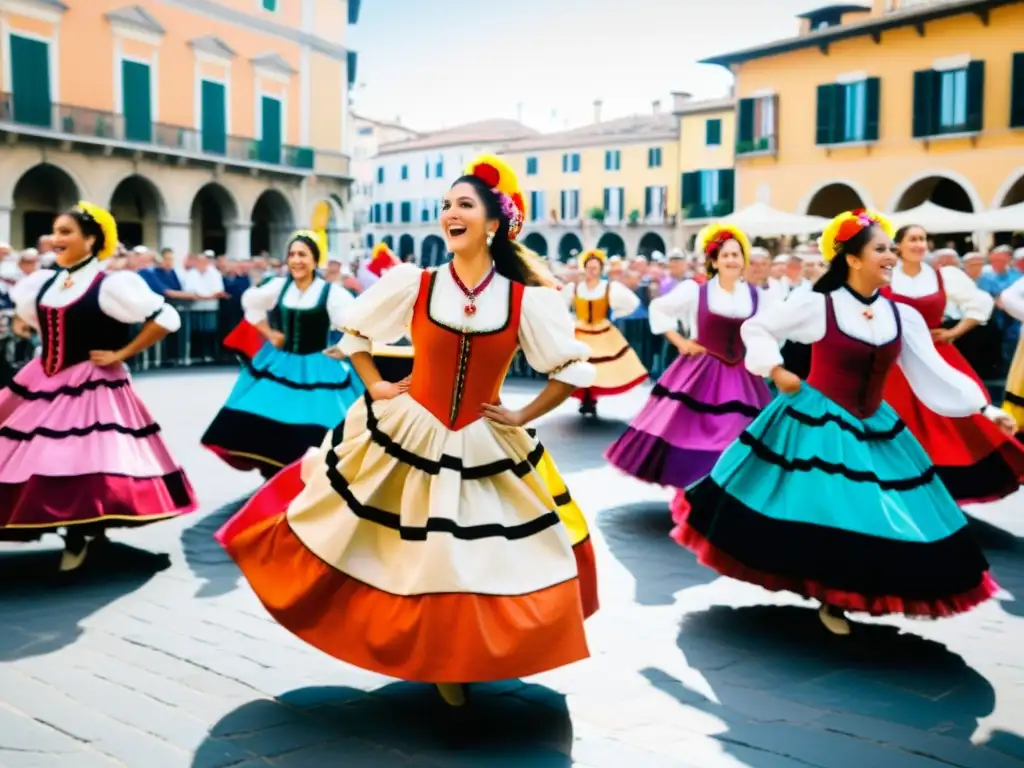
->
486, 232, 495, 247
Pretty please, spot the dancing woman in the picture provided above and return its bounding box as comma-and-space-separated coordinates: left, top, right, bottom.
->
882, 224, 1024, 503
0, 202, 196, 571
565, 249, 647, 416
673, 209, 1009, 636
216, 155, 598, 706
605, 223, 772, 504
201, 230, 364, 477
997, 276, 1024, 439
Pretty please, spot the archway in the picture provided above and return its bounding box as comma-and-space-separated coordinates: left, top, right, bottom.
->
398, 233, 415, 261
1000, 172, 1024, 207
11, 163, 79, 248
381, 234, 394, 249
894, 176, 974, 212
109, 175, 165, 249
638, 232, 666, 258
596, 232, 627, 258
421, 234, 446, 267
558, 232, 583, 263
190, 184, 239, 254
994, 171, 1024, 247
250, 189, 295, 258
523, 232, 548, 257
311, 195, 345, 260
805, 183, 865, 218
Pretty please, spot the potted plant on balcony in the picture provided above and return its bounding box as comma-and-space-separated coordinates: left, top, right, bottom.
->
587, 206, 605, 224
627, 209, 640, 227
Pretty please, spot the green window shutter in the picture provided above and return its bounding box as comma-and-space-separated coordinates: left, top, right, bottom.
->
965, 60, 985, 133
10, 35, 51, 128
718, 169, 735, 215
737, 98, 754, 144
706, 118, 721, 145
1012, 53, 1024, 128
912, 69, 935, 137
259, 96, 282, 164
262, 0, 277, 9
200, 80, 226, 154
681, 172, 700, 211
864, 77, 881, 141
832, 83, 847, 143
346, 51, 357, 86
122, 60, 152, 143
816, 84, 835, 144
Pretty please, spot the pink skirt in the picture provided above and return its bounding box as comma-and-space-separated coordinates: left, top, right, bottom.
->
0, 358, 197, 539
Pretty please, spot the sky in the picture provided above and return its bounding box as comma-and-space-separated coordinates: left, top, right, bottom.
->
347, 0, 826, 132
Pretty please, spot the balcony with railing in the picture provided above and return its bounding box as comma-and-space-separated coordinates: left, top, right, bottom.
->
0, 93, 335, 176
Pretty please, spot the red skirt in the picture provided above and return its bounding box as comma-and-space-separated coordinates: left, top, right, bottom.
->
884, 341, 1024, 504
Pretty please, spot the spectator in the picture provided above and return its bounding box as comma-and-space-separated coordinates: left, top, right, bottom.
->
16, 249, 39, 280
978, 245, 1021, 367
768, 254, 787, 282
963, 252, 985, 282
184, 251, 227, 362
660, 250, 688, 294
745, 247, 770, 288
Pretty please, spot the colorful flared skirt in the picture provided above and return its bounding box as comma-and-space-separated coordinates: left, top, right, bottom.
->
1002, 331, 1024, 442
605, 352, 772, 488
216, 391, 598, 683
885, 341, 1024, 504
672, 384, 998, 618
0, 359, 197, 540
202, 342, 365, 476
572, 321, 647, 401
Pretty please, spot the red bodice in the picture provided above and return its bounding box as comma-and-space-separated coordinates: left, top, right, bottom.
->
406, 270, 524, 431
806, 292, 903, 418
697, 282, 758, 365
881, 268, 946, 329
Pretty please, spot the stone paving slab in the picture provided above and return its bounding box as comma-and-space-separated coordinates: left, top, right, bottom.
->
0, 370, 1022, 767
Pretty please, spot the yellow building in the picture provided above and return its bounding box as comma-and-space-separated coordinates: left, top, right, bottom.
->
501, 101, 680, 262
674, 92, 735, 237
702, 0, 1024, 233
0, 0, 360, 260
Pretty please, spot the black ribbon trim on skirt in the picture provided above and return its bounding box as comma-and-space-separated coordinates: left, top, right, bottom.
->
0, 421, 160, 441
684, 476, 990, 600
6, 377, 129, 401
588, 345, 631, 365
934, 447, 1022, 502
738, 431, 935, 490
1005, 391, 1024, 407
342, 392, 548, 480
651, 384, 762, 418
782, 407, 906, 441
241, 356, 355, 391
323, 448, 562, 542
201, 408, 329, 469
576, 325, 612, 336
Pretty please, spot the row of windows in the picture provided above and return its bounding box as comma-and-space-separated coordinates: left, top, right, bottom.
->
738, 51, 1024, 155
546, 147, 665, 175
376, 156, 445, 184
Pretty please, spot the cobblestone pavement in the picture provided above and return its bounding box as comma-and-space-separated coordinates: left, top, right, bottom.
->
1, 369, 1023, 768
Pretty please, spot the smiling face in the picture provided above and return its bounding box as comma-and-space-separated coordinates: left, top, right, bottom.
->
51, 214, 94, 268
583, 257, 604, 280
714, 239, 745, 279
848, 225, 897, 290
896, 225, 928, 264
287, 240, 317, 281
441, 181, 495, 256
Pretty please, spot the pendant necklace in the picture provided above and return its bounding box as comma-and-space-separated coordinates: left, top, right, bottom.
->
449, 261, 496, 317
62, 256, 95, 289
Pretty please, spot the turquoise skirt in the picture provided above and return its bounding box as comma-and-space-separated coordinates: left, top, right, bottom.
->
672, 383, 998, 617
201, 343, 364, 476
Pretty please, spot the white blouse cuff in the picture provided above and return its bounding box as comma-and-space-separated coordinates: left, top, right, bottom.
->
339, 331, 373, 356
244, 308, 270, 325
648, 312, 679, 336
550, 359, 596, 388
983, 404, 1006, 422
745, 347, 785, 378
152, 303, 181, 333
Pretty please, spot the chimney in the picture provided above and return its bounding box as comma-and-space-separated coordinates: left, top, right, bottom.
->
593, 99, 603, 124
670, 91, 693, 114
652, 100, 662, 114
516, 102, 523, 123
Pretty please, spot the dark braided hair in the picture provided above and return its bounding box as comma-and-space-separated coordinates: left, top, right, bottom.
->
63, 206, 106, 259
814, 224, 881, 294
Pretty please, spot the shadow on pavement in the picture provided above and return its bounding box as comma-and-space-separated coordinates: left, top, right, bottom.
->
180, 495, 250, 599
192, 681, 572, 767
643, 604, 1017, 767
966, 513, 1024, 620
0, 541, 169, 662
597, 500, 718, 607
530, 413, 632, 473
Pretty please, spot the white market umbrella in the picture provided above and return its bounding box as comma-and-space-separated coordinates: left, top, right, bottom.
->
973, 201, 1024, 232
719, 203, 830, 237
887, 201, 981, 233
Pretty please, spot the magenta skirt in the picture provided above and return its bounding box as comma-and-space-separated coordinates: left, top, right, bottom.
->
0, 358, 197, 539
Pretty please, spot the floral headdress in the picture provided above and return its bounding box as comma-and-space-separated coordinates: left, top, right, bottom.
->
290, 229, 329, 267
577, 248, 607, 271
696, 222, 751, 266
464, 154, 526, 241
73, 201, 118, 261
368, 241, 399, 277
819, 208, 894, 263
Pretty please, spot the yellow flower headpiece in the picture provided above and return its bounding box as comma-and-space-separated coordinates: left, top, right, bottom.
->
291, 229, 329, 267
74, 201, 118, 261
578, 248, 607, 270
819, 208, 894, 263
696, 222, 751, 266
464, 154, 526, 240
